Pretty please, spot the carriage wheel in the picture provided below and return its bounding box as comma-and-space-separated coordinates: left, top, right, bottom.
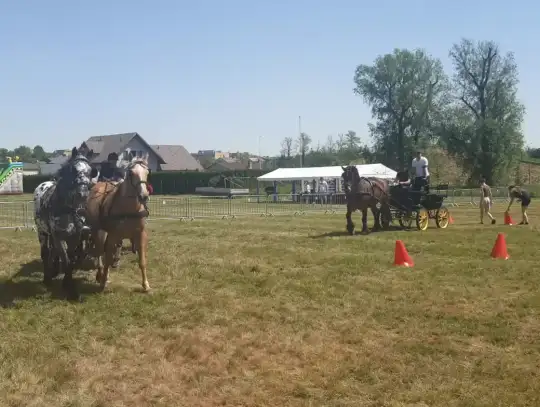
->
398, 213, 413, 229
415, 208, 429, 231
435, 206, 450, 229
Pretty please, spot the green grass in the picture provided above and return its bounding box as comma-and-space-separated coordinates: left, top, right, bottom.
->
0, 205, 539, 406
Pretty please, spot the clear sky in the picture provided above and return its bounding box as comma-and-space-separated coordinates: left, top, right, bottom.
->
1, 0, 538, 156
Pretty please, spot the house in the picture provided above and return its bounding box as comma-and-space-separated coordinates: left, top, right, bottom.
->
79, 132, 166, 171
197, 150, 229, 160
51, 149, 71, 157
150, 145, 203, 171
247, 157, 265, 170
79, 132, 202, 172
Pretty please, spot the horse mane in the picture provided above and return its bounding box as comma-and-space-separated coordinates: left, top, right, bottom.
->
54, 153, 90, 179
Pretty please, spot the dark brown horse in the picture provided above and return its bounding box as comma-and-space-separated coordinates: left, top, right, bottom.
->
341, 165, 391, 235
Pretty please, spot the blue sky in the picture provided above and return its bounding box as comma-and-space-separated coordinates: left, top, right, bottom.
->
1, 0, 538, 155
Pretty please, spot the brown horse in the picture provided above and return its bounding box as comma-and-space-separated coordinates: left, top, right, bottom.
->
341, 165, 391, 235
85, 155, 151, 292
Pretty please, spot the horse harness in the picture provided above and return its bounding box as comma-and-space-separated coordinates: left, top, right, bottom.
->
98, 167, 150, 224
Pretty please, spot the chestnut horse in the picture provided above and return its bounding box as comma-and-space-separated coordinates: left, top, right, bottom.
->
85, 154, 151, 292
341, 165, 391, 234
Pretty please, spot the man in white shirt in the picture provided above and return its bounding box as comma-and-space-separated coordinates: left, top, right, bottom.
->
318, 177, 329, 205
411, 150, 430, 191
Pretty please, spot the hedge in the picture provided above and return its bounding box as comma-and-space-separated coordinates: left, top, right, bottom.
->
23, 169, 268, 195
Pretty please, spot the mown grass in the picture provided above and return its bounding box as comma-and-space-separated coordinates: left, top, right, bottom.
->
0, 205, 539, 406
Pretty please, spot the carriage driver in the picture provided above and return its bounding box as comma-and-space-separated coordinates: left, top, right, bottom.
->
98, 152, 125, 182
411, 150, 430, 191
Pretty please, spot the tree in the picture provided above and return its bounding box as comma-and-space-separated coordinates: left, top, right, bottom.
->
344, 130, 361, 151
353, 48, 448, 170
13, 145, 33, 162
32, 145, 47, 161
295, 132, 311, 166
441, 39, 525, 184
280, 137, 294, 158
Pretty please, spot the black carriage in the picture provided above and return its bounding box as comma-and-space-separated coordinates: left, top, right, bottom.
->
384, 182, 451, 231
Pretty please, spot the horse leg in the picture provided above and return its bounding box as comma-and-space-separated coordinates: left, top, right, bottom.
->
135, 229, 150, 292
99, 235, 117, 291
345, 207, 355, 235
111, 241, 122, 268
93, 230, 106, 283
361, 208, 369, 233
39, 233, 53, 287
371, 204, 381, 231
57, 240, 79, 301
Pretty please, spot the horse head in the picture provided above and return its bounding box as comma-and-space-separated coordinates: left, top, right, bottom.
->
341, 165, 360, 194
124, 152, 151, 204
55, 146, 95, 208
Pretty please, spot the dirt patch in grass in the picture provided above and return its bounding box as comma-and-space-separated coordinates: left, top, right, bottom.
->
0, 205, 539, 406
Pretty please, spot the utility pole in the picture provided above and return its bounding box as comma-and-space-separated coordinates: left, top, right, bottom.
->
299, 115, 303, 167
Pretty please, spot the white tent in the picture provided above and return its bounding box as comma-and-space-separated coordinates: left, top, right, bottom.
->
257, 164, 397, 182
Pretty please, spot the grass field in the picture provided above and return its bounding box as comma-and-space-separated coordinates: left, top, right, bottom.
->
1, 204, 539, 406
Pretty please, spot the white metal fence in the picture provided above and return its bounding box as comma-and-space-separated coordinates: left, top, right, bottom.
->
0, 188, 511, 230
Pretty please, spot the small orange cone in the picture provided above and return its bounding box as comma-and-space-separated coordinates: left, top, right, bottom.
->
394, 240, 414, 267
491, 233, 509, 260
449, 215, 455, 224
504, 211, 514, 226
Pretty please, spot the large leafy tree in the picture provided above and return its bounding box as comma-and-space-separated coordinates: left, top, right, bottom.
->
354, 48, 447, 170
441, 39, 525, 184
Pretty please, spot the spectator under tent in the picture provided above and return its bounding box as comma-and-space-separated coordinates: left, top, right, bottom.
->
256, 164, 397, 202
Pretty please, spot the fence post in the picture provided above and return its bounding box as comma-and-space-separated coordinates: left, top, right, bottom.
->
228, 196, 232, 216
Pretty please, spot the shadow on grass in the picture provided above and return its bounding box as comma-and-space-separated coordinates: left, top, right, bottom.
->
0, 259, 102, 307
310, 225, 409, 239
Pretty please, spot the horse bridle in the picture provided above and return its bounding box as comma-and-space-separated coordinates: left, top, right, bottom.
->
102, 161, 150, 220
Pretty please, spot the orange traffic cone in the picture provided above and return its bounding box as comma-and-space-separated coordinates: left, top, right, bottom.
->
449, 215, 455, 224
491, 233, 509, 260
504, 211, 514, 226
394, 240, 414, 267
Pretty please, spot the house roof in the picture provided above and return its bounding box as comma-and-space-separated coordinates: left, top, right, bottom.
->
82, 132, 166, 164
150, 145, 204, 171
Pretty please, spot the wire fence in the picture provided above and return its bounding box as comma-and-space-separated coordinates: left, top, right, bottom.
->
0, 188, 511, 230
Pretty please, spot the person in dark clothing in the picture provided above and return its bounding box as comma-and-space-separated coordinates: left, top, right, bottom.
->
98, 152, 125, 182
506, 185, 531, 225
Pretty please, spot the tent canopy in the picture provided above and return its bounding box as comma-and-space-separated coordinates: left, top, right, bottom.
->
257, 164, 397, 182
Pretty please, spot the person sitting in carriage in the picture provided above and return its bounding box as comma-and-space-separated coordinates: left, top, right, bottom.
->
411, 150, 430, 192
394, 170, 411, 187
98, 152, 125, 182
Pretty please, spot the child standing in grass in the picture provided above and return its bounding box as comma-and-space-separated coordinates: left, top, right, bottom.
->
480, 178, 496, 225
507, 185, 531, 225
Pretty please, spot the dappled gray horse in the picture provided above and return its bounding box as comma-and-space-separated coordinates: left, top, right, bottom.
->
33, 147, 96, 301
